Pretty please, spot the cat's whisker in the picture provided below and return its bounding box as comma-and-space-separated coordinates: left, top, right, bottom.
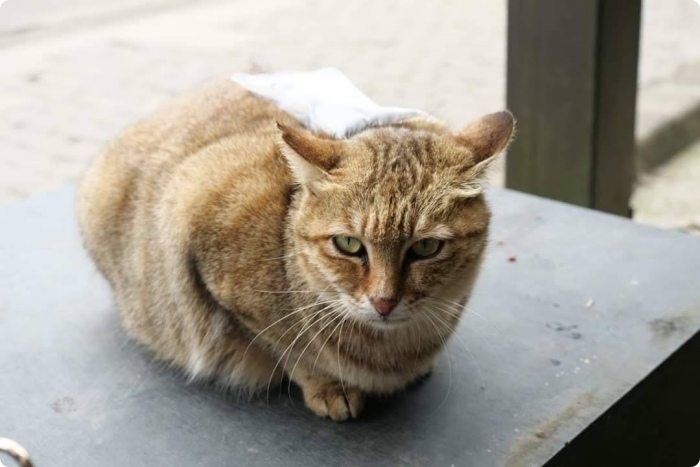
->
286, 307, 347, 398
426, 302, 498, 353
285, 307, 345, 406
427, 297, 506, 345
424, 299, 492, 339
423, 297, 495, 355
423, 297, 466, 319
349, 315, 358, 355
276, 286, 334, 310
315, 307, 350, 372
420, 310, 453, 413
431, 296, 467, 309
424, 300, 498, 360
424, 299, 465, 322
413, 317, 422, 372
423, 306, 487, 400
266, 301, 342, 404
465, 308, 488, 322
426, 308, 462, 346
261, 249, 304, 262
425, 296, 466, 312
430, 305, 463, 321
255, 289, 327, 294
282, 301, 346, 369
243, 298, 340, 357
284, 299, 337, 313
264, 307, 331, 404
336, 314, 351, 408
429, 296, 488, 322
311, 307, 351, 375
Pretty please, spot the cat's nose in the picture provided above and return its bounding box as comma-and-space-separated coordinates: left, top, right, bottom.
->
371, 297, 398, 316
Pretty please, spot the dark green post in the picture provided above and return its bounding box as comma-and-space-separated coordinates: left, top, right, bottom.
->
506, 0, 642, 216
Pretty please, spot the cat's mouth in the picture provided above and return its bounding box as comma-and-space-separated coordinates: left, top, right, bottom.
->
364, 315, 411, 330
341, 296, 412, 329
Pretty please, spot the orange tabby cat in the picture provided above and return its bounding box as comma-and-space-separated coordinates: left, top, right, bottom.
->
77, 80, 514, 421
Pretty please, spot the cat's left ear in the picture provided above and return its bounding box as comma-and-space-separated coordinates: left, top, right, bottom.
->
453, 111, 515, 196
276, 122, 343, 186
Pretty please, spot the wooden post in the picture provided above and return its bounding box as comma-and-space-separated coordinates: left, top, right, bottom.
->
506, 0, 641, 216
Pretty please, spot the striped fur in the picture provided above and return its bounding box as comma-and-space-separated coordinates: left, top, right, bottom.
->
77, 79, 514, 421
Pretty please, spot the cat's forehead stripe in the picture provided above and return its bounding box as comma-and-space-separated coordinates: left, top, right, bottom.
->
359, 200, 414, 241
342, 130, 464, 241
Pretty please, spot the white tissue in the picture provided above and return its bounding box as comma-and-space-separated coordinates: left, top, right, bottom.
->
231, 68, 426, 138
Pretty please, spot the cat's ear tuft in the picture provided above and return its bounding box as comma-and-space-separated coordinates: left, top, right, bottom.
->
276, 122, 342, 185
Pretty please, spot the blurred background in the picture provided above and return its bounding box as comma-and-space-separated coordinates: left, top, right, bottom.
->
1, 0, 699, 233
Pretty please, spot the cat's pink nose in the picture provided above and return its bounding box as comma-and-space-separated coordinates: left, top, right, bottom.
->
371, 297, 398, 316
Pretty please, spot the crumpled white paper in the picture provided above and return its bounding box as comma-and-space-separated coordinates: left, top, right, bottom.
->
231, 68, 426, 138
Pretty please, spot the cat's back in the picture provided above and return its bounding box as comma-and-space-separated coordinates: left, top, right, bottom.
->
77, 80, 295, 283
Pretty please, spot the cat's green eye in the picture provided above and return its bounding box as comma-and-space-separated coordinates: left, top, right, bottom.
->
333, 236, 364, 255
411, 238, 443, 258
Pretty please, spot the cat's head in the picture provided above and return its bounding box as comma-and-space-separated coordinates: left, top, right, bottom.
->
279, 112, 514, 330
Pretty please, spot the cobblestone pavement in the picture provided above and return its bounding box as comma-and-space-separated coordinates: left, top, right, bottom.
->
1, 0, 700, 234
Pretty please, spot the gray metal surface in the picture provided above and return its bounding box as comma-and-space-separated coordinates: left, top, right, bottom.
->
1, 187, 699, 467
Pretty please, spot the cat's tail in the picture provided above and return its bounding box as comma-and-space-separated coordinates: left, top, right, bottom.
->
0, 438, 34, 467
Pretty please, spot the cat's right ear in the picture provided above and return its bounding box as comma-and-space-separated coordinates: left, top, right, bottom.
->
276, 122, 342, 186
455, 111, 516, 167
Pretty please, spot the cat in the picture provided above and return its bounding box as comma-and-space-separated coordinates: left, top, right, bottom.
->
77, 79, 514, 421
0, 437, 33, 467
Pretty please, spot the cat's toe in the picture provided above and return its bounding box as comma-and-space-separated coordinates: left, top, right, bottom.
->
304, 382, 365, 421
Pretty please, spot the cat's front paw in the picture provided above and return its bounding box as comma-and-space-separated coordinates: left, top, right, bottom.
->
302, 381, 365, 421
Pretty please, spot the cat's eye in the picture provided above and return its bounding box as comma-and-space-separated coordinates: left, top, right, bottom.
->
333, 236, 364, 255
411, 238, 443, 258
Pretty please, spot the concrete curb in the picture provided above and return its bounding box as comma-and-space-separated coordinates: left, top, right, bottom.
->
637, 101, 700, 173
635, 62, 700, 173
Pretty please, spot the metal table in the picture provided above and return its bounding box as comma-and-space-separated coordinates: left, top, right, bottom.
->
1, 188, 699, 467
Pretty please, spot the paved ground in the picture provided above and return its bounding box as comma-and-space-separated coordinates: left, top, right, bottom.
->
1, 0, 700, 234
0, 0, 197, 40
632, 140, 700, 235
